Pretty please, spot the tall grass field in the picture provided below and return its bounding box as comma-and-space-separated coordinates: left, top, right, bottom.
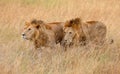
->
0, 0, 120, 74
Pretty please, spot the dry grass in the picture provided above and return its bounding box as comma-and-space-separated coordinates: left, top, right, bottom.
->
0, 0, 120, 74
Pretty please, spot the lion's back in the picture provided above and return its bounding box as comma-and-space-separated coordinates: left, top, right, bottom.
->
83, 21, 107, 44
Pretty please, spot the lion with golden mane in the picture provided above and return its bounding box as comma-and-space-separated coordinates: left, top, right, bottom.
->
22, 19, 64, 49
62, 18, 107, 49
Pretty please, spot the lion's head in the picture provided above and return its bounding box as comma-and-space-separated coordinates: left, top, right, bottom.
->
62, 18, 82, 46
21, 19, 44, 40
62, 27, 76, 46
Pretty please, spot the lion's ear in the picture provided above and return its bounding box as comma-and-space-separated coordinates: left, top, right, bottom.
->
70, 20, 74, 25
25, 22, 30, 26
66, 20, 73, 27
74, 18, 81, 25
65, 21, 71, 27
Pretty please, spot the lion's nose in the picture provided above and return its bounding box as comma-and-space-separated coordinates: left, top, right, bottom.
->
22, 33, 25, 36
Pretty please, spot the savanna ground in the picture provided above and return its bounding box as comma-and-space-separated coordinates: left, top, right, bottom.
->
0, 0, 120, 74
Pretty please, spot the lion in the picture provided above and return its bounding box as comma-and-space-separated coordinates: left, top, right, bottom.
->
62, 18, 107, 49
22, 19, 64, 49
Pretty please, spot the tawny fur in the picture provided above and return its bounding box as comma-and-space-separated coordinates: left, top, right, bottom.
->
62, 18, 106, 47
22, 19, 64, 49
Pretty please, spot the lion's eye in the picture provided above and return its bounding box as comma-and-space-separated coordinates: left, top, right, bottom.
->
28, 28, 31, 30
69, 32, 72, 34
64, 32, 66, 34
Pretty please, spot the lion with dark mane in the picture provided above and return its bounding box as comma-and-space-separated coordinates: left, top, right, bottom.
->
62, 18, 107, 49
22, 19, 64, 49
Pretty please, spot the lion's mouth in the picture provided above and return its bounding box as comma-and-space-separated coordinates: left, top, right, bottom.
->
62, 40, 73, 47
22, 36, 29, 40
